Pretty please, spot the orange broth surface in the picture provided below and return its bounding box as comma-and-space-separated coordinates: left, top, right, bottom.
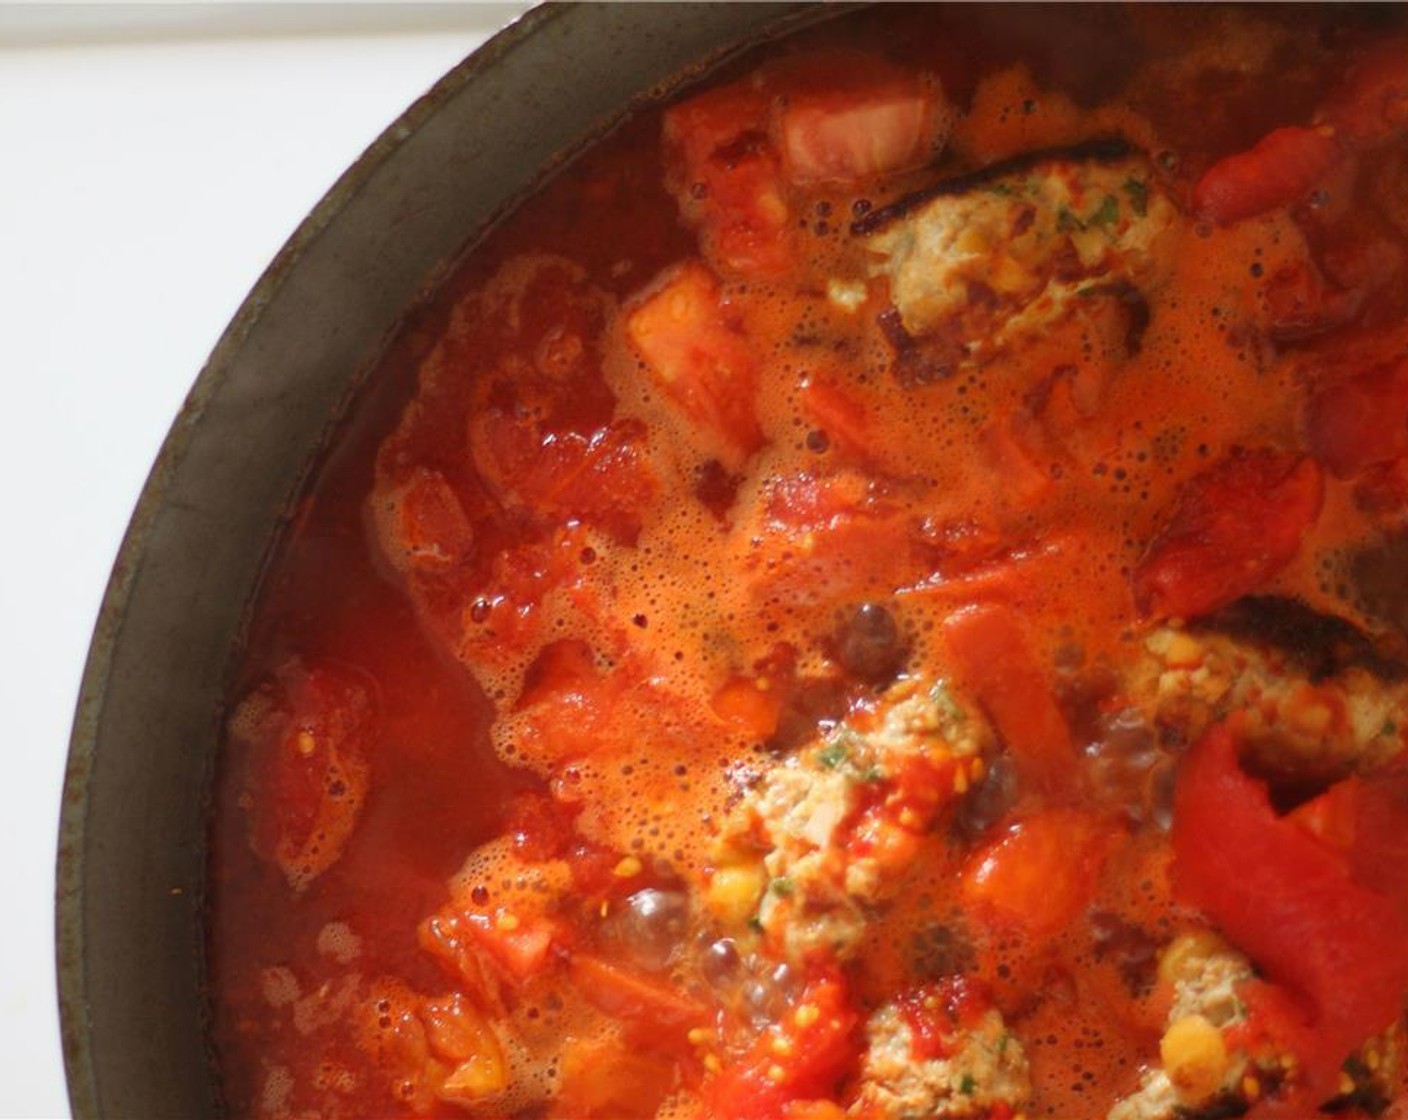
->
210, 7, 1408, 1118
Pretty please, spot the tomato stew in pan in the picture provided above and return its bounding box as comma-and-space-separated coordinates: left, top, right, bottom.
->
210, 7, 1408, 1118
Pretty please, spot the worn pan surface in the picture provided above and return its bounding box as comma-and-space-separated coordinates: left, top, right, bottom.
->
54, 6, 826, 1115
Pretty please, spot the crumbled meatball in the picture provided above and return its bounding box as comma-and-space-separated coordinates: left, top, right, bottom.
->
1132, 627, 1408, 784
710, 679, 992, 962
851, 998, 1030, 1119
860, 146, 1179, 375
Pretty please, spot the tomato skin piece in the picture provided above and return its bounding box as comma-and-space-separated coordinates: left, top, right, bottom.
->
1133, 450, 1323, 621
1193, 125, 1344, 226
567, 954, 708, 1034
626, 261, 766, 464
1305, 358, 1408, 479
941, 603, 1075, 789
702, 973, 858, 1120
1172, 723, 1408, 1098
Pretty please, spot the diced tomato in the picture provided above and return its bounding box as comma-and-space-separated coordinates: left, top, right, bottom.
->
1172, 723, 1408, 1100
568, 954, 708, 1034
664, 82, 792, 276
1318, 38, 1408, 149
471, 407, 658, 543
702, 973, 859, 1120
941, 603, 1075, 788
961, 809, 1114, 939
626, 261, 766, 464
1132, 449, 1323, 621
373, 467, 475, 577
736, 471, 923, 607
462, 524, 599, 663
1193, 125, 1344, 226
1305, 358, 1408, 478
462, 911, 558, 982
767, 52, 943, 184
233, 661, 374, 891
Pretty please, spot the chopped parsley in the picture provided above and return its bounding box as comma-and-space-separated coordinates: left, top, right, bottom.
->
1383, 719, 1398, 737
770, 876, 795, 897
959, 1073, 977, 1095
1123, 176, 1149, 217
817, 736, 851, 770
1055, 205, 1081, 234
1089, 194, 1120, 229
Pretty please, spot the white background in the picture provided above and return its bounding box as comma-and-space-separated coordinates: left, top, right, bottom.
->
0, 5, 525, 1115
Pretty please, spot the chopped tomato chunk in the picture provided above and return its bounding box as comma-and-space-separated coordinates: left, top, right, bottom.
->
703, 973, 859, 1120
1133, 449, 1323, 621
961, 810, 1113, 939
471, 410, 658, 543
941, 603, 1074, 788
769, 52, 944, 184
736, 472, 921, 607
1172, 723, 1408, 1100
373, 467, 475, 577
627, 261, 765, 463
665, 82, 792, 276
1193, 125, 1343, 226
1305, 358, 1408, 478
232, 661, 374, 891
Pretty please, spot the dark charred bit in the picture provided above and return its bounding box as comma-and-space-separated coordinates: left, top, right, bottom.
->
878, 306, 961, 386
693, 459, 743, 521
950, 753, 1019, 841
909, 920, 978, 980
1088, 910, 1160, 998
1191, 595, 1408, 682
834, 602, 908, 684
850, 135, 1138, 236
1350, 535, 1408, 639
765, 675, 851, 756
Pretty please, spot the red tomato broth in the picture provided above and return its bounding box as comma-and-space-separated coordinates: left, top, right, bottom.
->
210, 7, 1408, 1119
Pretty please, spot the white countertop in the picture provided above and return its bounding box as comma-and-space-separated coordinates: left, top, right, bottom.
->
0, 7, 524, 1114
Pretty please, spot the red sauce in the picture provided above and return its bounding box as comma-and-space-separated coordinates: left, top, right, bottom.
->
210, 7, 1408, 1118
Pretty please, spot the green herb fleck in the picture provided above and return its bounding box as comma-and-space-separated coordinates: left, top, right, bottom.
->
1089, 194, 1120, 229
1383, 719, 1398, 738
817, 737, 851, 770
997, 1032, 1010, 1056
1123, 177, 1149, 217
770, 877, 795, 897
985, 182, 1016, 197
748, 916, 765, 933
1056, 206, 1081, 234
959, 1074, 977, 1095
928, 680, 965, 723
857, 764, 886, 784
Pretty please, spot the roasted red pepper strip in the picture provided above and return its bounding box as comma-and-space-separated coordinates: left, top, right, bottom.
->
1172, 723, 1408, 1102
1133, 449, 1323, 621
942, 603, 1075, 789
